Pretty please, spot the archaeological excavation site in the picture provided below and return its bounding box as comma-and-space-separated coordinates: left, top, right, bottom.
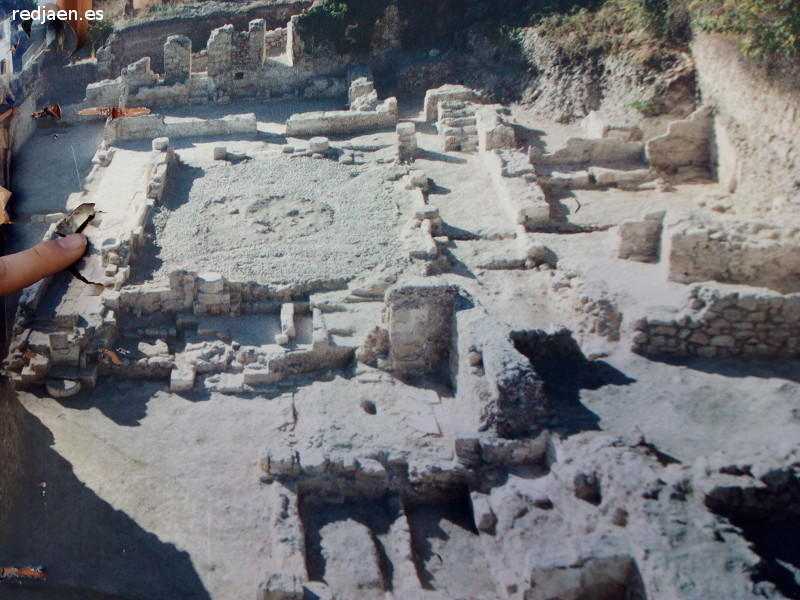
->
0, 0, 798, 598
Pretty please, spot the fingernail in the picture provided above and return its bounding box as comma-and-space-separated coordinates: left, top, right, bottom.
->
56, 233, 87, 250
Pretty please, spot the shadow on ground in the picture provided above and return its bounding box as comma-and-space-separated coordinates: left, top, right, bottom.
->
49, 379, 174, 427
0, 399, 210, 600
513, 329, 636, 435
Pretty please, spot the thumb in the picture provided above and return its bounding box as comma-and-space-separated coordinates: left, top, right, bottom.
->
0, 233, 88, 296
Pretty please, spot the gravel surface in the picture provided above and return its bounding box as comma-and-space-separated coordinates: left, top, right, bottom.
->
143, 154, 409, 286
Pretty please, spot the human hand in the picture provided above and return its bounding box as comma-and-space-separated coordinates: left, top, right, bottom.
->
0, 233, 87, 296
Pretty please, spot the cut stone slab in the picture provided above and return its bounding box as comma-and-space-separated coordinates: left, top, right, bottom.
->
170, 362, 196, 392
309, 137, 330, 153
138, 339, 169, 356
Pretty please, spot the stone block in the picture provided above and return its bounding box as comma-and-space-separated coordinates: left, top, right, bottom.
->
280, 303, 296, 339
198, 271, 225, 294
386, 278, 459, 377
170, 362, 196, 392
618, 210, 664, 263
286, 103, 397, 136
397, 122, 418, 161
49, 332, 69, 351
152, 137, 170, 152
349, 76, 375, 106
476, 105, 515, 152
46, 378, 82, 398
590, 166, 655, 187
424, 84, 481, 122
196, 292, 230, 306
244, 364, 281, 385
263, 447, 300, 476
309, 137, 330, 153
409, 170, 428, 188
646, 106, 713, 172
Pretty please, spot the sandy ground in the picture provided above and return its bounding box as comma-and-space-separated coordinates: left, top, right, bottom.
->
141, 151, 409, 286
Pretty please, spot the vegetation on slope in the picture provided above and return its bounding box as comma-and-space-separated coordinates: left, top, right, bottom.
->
689, 0, 800, 59
297, 0, 799, 62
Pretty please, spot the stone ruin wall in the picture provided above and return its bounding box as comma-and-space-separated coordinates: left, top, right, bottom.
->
619, 212, 800, 359
88, 19, 350, 109
632, 284, 800, 359
666, 218, 800, 294
98, 0, 312, 76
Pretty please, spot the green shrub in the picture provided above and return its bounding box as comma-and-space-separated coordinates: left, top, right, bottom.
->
146, 0, 180, 16
630, 98, 659, 115
690, 0, 800, 59
618, 0, 691, 42
87, 16, 114, 53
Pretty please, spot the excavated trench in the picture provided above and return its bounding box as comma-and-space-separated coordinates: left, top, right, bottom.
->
707, 476, 800, 600
298, 483, 494, 598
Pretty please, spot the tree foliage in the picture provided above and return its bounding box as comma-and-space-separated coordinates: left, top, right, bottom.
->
87, 15, 114, 53
689, 0, 800, 58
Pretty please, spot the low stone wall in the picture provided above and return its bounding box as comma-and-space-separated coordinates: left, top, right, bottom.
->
667, 217, 800, 294
482, 148, 550, 230
166, 114, 257, 138
286, 99, 398, 136
646, 106, 712, 173
385, 278, 459, 379
437, 101, 478, 152
99, 0, 311, 76
423, 84, 481, 122
104, 113, 257, 144
618, 210, 665, 263
632, 284, 800, 358
530, 137, 644, 167
475, 105, 516, 152
4, 139, 179, 388
115, 270, 344, 319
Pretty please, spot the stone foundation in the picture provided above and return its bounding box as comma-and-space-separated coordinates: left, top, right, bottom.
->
104, 113, 257, 144
646, 106, 713, 173
423, 84, 481, 122
385, 278, 459, 379
482, 148, 551, 230
632, 284, 800, 358
666, 217, 800, 293
286, 98, 398, 136
618, 210, 665, 263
